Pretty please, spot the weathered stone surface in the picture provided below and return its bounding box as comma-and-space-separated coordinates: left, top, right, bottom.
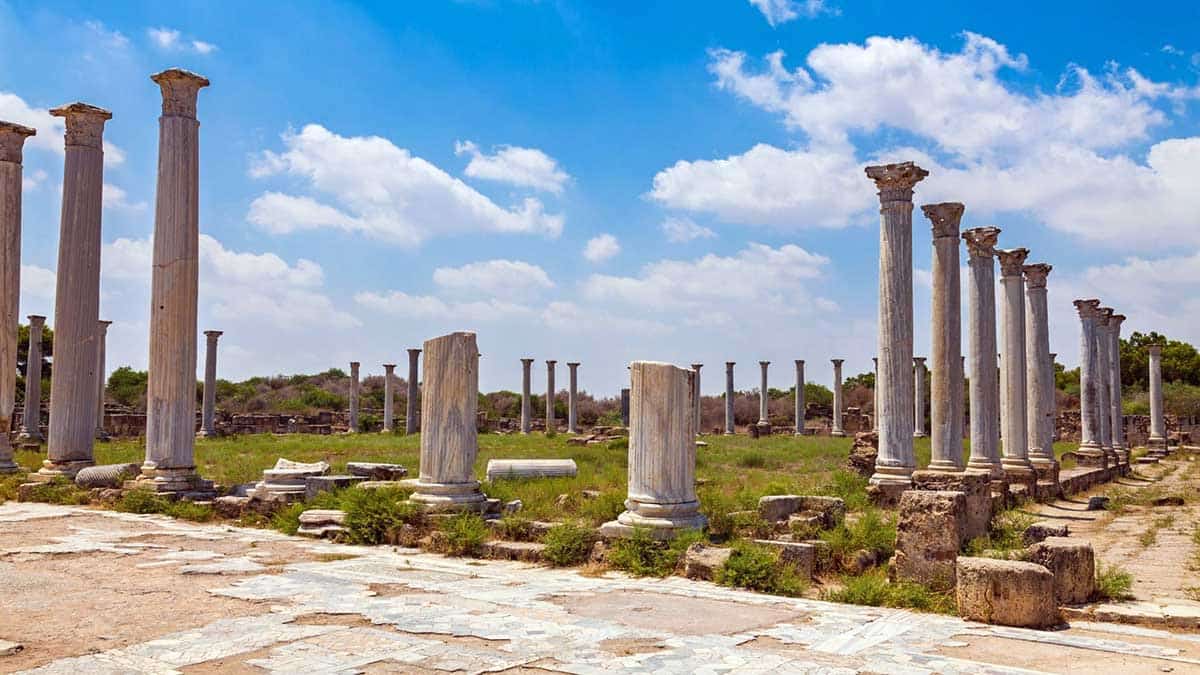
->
846, 432, 878, 477
74, 463, 141, 488
1022, 521, 1069, 546
758, 495, 846, 530
346, 462, 408, 480
892, 490, 965, 590
212, 495, 249, 519
297, 509, 347, 539
683, 543, 732, 580
486, 459, 578, 481
753, 540, 816, 579
304, 475, 365, 500
482, 540, 545, 563
911, 471, 991, 542
0, 639, 23, 657
956, 557, 1060, 628
1086, 496, 1109, 511
963, 227, 1002, 477
356, 480, 408, 491
1028, 536, 1095, 605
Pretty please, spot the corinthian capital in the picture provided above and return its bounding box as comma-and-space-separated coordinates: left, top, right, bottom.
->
864, 161, 928, 202
0, 121, 36, 163
49, 102, 112, 149
1021, 263, 1052, 289
1073, 298, 1101, 319
151, 68, 210, 119
962, 226, 1000, 259
1097, 306, 1114, 327
995, 248, 1029, 277
921, 202, 964, 238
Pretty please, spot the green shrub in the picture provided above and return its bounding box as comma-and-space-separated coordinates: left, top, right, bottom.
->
578, 491, 625, 526
497, 515, 535, 542
606, 437, 628, 450
542, 523, 596, 566
737, 451, 767, 469
115, 489, 214, 522
818, 470, 870, 512
963, 508, 1036, 555
821, 569, 954, 614
439, 512, 489, 556
22, 477, 91, 505
1094, 563, 1134, 601
607, 528, 703, 577
341, 487, 420, 545
271, 502, 306, 535
715, 542, 807, 596
819, 508, 896, 566
698, 488, 739, 541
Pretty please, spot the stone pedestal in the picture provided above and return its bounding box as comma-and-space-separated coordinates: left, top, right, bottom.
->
891, 490, 966, 590
911, 470, 991, 542
923, 203, 964, 471
794, 359, 805, 435
198, 330, 222, 437
0, 122, 35, 473
520, 358, 533, 434
912, 357, 927, 438
16, 314, 46, 444
601, 361, 706, 539
963, 228, 1002, 478
406, 348, 421, 434
382, 363, 396, 432
724, 361, 735, 435
831, 359, 845, 437
1148, 344, 1166, 450
347, 361, 360, 433
1074, 300, 1106, 466
404, 332, 486, 511
94, 320, 111, 440
567, 362, 580, 433
545, 360, 557, 432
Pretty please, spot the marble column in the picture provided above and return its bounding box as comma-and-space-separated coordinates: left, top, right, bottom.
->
794, 359, 806, 436
724, 361, 735, 435
382, 363, 396, 432
16, 315, 46, 443
41, 103, 111, 479
691, 363, 703, 435
1022, 264, 1056, 479
996, 248, 1035, 489
1095, 308, 1116, 464
567, 362, 580, 434
963, 227, 1003, 477
520, 358, 533, 434
138, 70, 211, 492
620, 387, 630, 427
600, 361, 706, 539
1049, 352, 1058, 442
94, 320, 111, 440
757, 361, 770, 427
406, 348, 421, 434
348, 361, 360, 433
1073, 299, 1105, 464
923, 202, 964, 471
872, 357, 879, 432
1148, 344, 1166, 450
404, 331, 486, 510
0, 122, 35, 472
831, 359, 845, 437
865, 162, 927, 486
912, 357, 927, 438
1107, 314, 1127, 462
545, 360, 557, 432
199, 330, 222, 437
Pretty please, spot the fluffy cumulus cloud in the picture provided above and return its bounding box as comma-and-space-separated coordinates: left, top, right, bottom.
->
454, 140, 569, 193
661, 216, 716, 243
583, 234, 620, 263
248, 125, 564, 247
147, 27, 217, 54
747, 0, 834, 26
432, 259, 554, 299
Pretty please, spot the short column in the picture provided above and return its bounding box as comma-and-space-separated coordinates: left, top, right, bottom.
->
545, 360, 557, 432
600, 361, 706, 539
963, 227, 1002, 477
1022, 264, 1057, 484
757, 361, 770, 429
912, 357, 927, 438
405, 348, 421, 434
348, 361, 360, 433
996, 248, 1035, 491
1107, 314, 1128, 463
1095, 308, 1115, 464
923, 202, 964, 471
0, 121, 36, 472
831, 359, 845, 437
94, 320, 112, 440
1073, 299, 1106, 464
620, 387, 630, 427
198, 330, 222, 437
1148, 344, 1166, 450
382, 364, 396, 432
724, 361, 735, 435
691, 363, 703, 435
794, 360, 806, 435
567, 362, 580, 433
16, 315, 46, 443
520, 358, 533, 434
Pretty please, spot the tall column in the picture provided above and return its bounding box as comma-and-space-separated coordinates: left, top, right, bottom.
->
382, 363, 396, 432
1048, 352, 1058, 442
1095, 308, 1115, 464
691, 363, 703, 435
724, 361, 735, 435
94, 320, 111, 440
600, 361, 706, 539
16, 315, 46, 443
404, 331, 486, 510
567, 362, 580, 433
198, 330, 222, 437
831, 359, 845, 437
963, 227, 1002, 477
923, 202, 963, 471
997, 248, 1035, 489
405, 348, 420, 434
0, 122, 35, 472
348, 361, 360, 433
912, 357, 927, 438
41, 103, 111, 479
620, 387, 630, 427
757, 361, 770, 427
872, 357, 879, 432
1073, 299, 1105, 464
1107, 314, 1127, 462
1148, 344, 1166, 450
1023, 264, 1055, 473
794, 359, 806, 435
138, 70, 211, 492
865, 162, 927, 486
545, 360, 557, 432
520, 358, 533, 433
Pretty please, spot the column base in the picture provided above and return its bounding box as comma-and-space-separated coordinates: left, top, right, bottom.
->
1030, 459, 1061, 502
965, 459, 1004, 480
129, 466, 215, 497
924, 460, 963, 474
599, 498, 707, 540
33, 459, 95, 480
1074, 446, 1108, 468
1001, 465, 1037, 503
402, 478, 488, 512
1147, 436, 1167, 451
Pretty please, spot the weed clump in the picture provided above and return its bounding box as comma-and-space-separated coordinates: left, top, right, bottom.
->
819, 508, 896, 568
715, 542, 807, 596
607, 528, 703, 577
438, 512, 489, 556
22, 478, 92, 506
542, 522, 596, 567
821, 569, 955, 614
1094, 563, 1134, 601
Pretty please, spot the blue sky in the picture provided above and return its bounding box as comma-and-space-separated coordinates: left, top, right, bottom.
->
3, 0, 1199, 396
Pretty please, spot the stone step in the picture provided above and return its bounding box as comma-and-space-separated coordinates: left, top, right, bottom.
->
481, 540, 545, 563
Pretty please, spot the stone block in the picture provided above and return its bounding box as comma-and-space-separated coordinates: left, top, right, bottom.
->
758, 495, 845, 526
356, 480, 407, 491
346, 462, 408, 480
801, 539, 834, 574
912, 471, 991, 542
304, 475, 365, 500
753, 540, 815, 579
74, 463, 141, 489
213, 495, 249, 519
297, 509, 347, 539
683, 543, 732, 580
956, 557, 1060, 628
481, 540, 545, 563
1022, 521, 1069, 546
1028, 536, 1095, 605
892, 490, 966, 590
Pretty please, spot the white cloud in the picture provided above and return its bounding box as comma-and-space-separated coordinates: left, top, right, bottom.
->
147, 27, 180, 49
0, 92, 127, 168
454, 140, 569, 193
147, 27, 217, 54
661, 216, 716, 243
583, 234, 620, 263
249, 124, 564, 247
541, 301, 671, 336
102, 183, 147, 212
19, 264, 56, 315
354, 290, 534, 322
748, 0, 834, 26
84, 21, 130, 50
1162, 44, 1185, 57
22, 169, 47, 191
191, 40, 218, 55
433, 259, 553, 299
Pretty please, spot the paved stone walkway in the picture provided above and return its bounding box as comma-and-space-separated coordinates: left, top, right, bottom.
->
2, 502, 1200, 674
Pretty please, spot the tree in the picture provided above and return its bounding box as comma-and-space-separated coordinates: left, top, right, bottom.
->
17, 321, 53, 380
1121, 331, 1200, 390
844, 371, 875, 390
107, 367, 148, 408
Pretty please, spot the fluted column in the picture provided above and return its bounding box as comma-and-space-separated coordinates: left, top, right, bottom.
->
1148, 344, 1166, 449
794, 359, 805, 435
600, 361, 706, 540
406, 348, 420, 434
1048, 352, 1058, 442
382, 364, 396, 432
757, 361, 770, 427
1073, 299, 1105, 464
0, 122, 35, 472
872, 357, 879, 432
567, 362, 580, 433
94, 320, 111, 440
348, 361, 360, 433
520, 358, 533, 433
545, 360, 557, 432
963, 227, 1002, 477
831, 359, 845, 437
691, 363, 702, 435
620, 387, 630, 427
724, 361, 735, 435
865, 162, 927, 485
1023, 264, 1054, 468
16, 315, 46, 443
923, 202, 963, 471
1107, 314, 1127, 462
199, 330, 222, 437
997, 248, 1034, 481
41, 103, 111, 478
1095, 308, 1115, 464
913, 357, 927, 438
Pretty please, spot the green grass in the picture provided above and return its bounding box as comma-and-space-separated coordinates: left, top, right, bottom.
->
714, 541, 808, 596
963, 509, 1038, 556
542, 522, 596, 566
114, 489, 215, 521
607, 528, 703, 577
19, 477, 92, 505
821, 569, 956, 614
818, 508, 897, 568
1094, 562, 1135, 601
438, 512, 489, 556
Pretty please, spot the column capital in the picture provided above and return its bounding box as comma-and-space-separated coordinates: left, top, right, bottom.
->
1049, 353, 1057, 360
995, 248, 1029, 277
520, 357, 534, 365
1097, 307, 1114, 327
0, 121, 36, 163
725, 361, 736, 368
1073, 298, 1101, 318
383, 363, 396, 370
350, 361, 360, 370
567, 362, 580, 367
794, 359, 804, 366
962, 226, 1001, 258
864, 161, 929, 201
49, 102, 112, 149
151, 68, 210, 119
27, 314, 46, 326
546, 359, 557, 366
831, 358, 844, 367
97, 319, 112, 333
1021, 263, 1052, 288
759, 361, 770, 367
1109, 314, 1126, 329
204, 330, 223, 339
691, 363, 703, 370
913, 356, 926, 366
920, 202, 964, 238
407, 347, 422, 356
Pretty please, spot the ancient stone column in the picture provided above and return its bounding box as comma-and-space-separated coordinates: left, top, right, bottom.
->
923, 202, 964, 471
16, 315, 46, 443
1148, 344, 1166, 449
963, 227, 1002, 477
620, 387, 630, 427
600, 361, 706, 539
545, 360, 557, 432
1107, 314, 1127, 463
872, 357, 879, 432
691, 363, 702, 435
382, 364, 396, 432
406, 348, 421, 434
520, 358, 533, 434
865, 162, 927, 487
40, 103, 111, 479
1048, 352, 1058, 442
404, 331, 486, 510
794, 359, 806, 435
94, 320, 111, 440
724, 361, 735, 435
831, 359, 845, 437
567, 362, 580, 433
757, 361, 770, 427
1022, 264, 1056, 483
996, 248, 1035, 490
1095, 308, 1116, 464
198, 330, 222, 437
912, 357, 927, 438
348, 361, 360, 433
0, 121, 35, 472
1073, 299, 1104, 465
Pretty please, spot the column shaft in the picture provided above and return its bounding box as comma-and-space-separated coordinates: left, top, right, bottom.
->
964, 227, 1002, 476
348, 361, 360, 433
997, 248, 1033, 472
1108, 315, 1127, 461
1074, 300, 1104, 460
913, 358, 927, 438
405, 349, 420, 434
17, 315, 46, 442
545, 360, 557, 431
794, 360, 805, 435
757, 361, 769, 426
0, 122, 35, 472
520, 358, 533, 433
923, 203, 963, 470
724, 362, 735, 435
691, 363, 702, 435
1148, 345, 1165, 446
1023, 264, 1054, 466
567, 362, 580, 433
199, 331, 221, 436
95, 320, 111, 439
620, 387, 630, 427
831, 359, 845, 436
382, 364, 396, 432
1095, 309, 1114, 462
